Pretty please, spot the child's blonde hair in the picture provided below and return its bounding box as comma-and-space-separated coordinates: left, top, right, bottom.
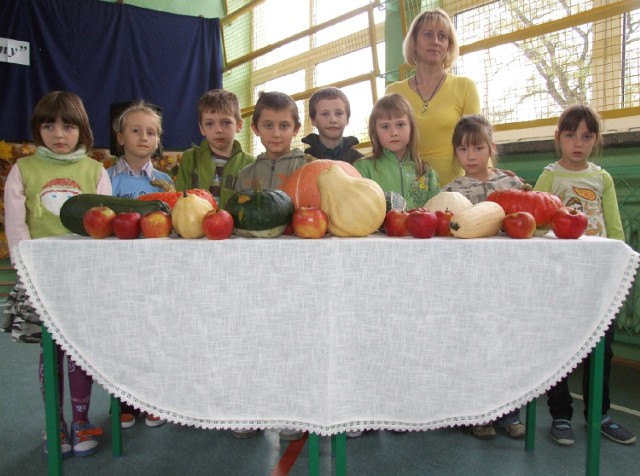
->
112, 101, 163, 156
452, 114, 497, 163
368, 94, 424, 177
30, 91, 94, 152
198, 89, 242, 123
555, 104, 603, 158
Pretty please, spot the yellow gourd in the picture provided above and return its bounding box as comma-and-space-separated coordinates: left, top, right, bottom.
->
171, 191, 215, 238
449, 201, 505, 238
316, 165, 386, 237
424, 191, 473, 214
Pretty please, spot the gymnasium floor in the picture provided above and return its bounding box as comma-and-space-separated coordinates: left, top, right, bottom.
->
1, 334, 638, 475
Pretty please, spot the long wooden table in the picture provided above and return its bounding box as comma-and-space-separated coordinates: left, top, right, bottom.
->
13, 234, 640, 475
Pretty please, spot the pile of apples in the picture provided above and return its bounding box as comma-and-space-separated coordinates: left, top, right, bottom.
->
382, 208, 448, 239
501, 208, 588, 239
82, 206, 235, 240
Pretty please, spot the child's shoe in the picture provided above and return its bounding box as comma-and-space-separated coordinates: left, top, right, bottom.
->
42, 423, 73, 459
469, 423, 496, 439
599, 416, 636, 444
279, 429, 305, 441
231, 429, 257, 439
504, 421, 526, 439
144, 414, 166, 427
346, 430, 363, 438
550, 418, 575, 445
120, 413, 136, 429
71, 421, 103, 457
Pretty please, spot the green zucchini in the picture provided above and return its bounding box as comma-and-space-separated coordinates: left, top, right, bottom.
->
60, 194, 171, 236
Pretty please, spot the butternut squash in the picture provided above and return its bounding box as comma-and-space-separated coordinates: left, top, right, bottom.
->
449, 201, 505, 238
317, 165, 386, 237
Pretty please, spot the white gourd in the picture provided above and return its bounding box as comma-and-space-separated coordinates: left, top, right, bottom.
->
424, 191, 473, 214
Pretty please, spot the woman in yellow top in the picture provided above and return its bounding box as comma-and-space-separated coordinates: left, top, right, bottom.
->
386, 8, 480, 186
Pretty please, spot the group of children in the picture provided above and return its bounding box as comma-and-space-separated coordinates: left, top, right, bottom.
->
1, 84, 635, 457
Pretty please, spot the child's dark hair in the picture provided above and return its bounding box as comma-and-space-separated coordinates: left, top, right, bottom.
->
452, 114, 497, 162
368, 94, 424, 176
251, 91, 300, 128
198, 89, 242, 123
555, 104, 603, 157
308, 87, 351, 120
30, 91, 94, 151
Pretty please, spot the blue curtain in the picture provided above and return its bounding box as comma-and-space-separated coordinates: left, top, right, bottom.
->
0, 0, 222, 150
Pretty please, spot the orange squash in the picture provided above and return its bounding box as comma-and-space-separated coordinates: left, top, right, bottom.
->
280, 159, 361, 209
138, 189, 217, 210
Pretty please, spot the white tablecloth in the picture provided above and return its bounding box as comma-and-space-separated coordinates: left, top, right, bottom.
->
14, 234, 640, 435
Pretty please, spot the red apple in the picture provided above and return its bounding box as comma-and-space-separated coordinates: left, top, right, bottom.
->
292, 207, 328, 239
551, 206, 588, 239
282, 223, 294, 235
83, 206, 116, 239
140, 210, 172, 238
435, 210, 454, 237
202, 209, 234, 240
502, 212, 536, 239
383, 209, 410, 236
406, 208, 438, 239
112, 212, 141, 239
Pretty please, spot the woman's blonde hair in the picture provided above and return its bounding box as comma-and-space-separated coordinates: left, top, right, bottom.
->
403, 9, 459, 71
368, 94, 424, 177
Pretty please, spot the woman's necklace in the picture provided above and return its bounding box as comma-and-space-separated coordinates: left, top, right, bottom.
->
414, 72, 446, 113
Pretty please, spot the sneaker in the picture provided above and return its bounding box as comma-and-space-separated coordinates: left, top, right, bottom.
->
469, 424, 496, 440
144, 414, 166, 427
279, 429, 305, 441
346, 430, 363, 438
600, 417, 636, 444
550, 419, 575, 445
505, 421, 526, 439
231, 429, 257, 439
71, 421, 103, 457
120, 413, 136, 429
42, 423, 73, 459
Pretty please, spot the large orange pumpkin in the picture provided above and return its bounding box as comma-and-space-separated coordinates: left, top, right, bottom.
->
280, 159, 361, 209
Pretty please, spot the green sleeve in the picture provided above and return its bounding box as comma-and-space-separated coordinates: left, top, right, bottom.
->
601, 172, 624, 241
533, 171, 554, 193
353, 158, 371, 178
427, 168, 441, 200
175, 148, 195, 191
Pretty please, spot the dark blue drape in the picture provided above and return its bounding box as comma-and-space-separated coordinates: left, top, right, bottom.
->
0, 0, 222, 150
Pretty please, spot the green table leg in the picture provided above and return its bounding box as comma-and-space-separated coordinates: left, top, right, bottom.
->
42, 326, 62, 476
332, 432, 347, 476
110, 396, 122, 457
586, 338, 604, 476
525, 399, 537, 451
308, 433, 320, 476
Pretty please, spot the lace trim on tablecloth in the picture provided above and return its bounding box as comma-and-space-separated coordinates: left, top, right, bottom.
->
13, 249, 640, 436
